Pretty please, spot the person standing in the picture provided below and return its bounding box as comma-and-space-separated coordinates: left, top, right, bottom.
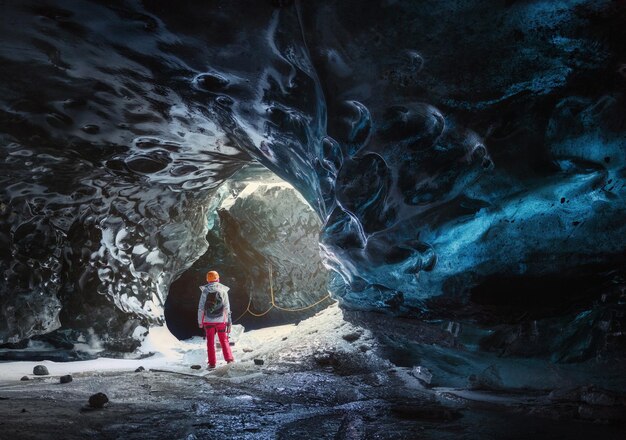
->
197, 270, 234, 369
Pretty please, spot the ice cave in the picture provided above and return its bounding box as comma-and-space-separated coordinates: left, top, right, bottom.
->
165, 166, 332, 339
0, 0, 625, 438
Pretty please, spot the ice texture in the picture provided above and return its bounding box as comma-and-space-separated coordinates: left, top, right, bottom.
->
0, 0, 326, 345
0, 0, 625, 367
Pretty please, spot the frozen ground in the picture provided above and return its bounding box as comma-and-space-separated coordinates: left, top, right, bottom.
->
1, 305, 625, 439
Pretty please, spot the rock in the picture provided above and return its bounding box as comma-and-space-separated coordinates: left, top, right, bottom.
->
548, 385, 624, 407
0, 339, 29, 349
20, 376, 29, 381
81, 124, 100, 134
134, 366, 145, 372
88, 392, 109, 408
411, 366, 433, 386
102, 338, 141, 354
254, 359, 264, 366
190, 365, 202, 370
33, 365, 49, 376
242, 348, 253, 353
342, 332, 361, 343
34, 331, 75, 350
578, 404, 626, 423
469, 365, 503, 390
313, 351, 339, 368
335, 413, 365, 440
548, 386, 582, 402
59, 375, 72, 384
580, 386, 619, 406
21, 408, 27, 413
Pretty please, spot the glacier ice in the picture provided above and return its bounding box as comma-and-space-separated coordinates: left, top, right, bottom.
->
0, 0, 624, 374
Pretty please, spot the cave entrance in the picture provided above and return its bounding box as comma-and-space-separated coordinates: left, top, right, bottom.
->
164, 165, 333, 340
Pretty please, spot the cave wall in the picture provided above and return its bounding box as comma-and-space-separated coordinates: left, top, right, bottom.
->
0, 0, 327, 346
0, 0, 624, 365
300, 0, 626, 313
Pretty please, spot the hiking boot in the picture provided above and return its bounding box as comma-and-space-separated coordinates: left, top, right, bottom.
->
207, 364, 216, 370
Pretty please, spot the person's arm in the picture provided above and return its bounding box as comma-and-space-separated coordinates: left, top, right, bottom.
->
222, 286, 232, 331
198, 287, 208, 328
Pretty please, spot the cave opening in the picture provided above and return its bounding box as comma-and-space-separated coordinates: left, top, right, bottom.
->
164, 165, 333, 340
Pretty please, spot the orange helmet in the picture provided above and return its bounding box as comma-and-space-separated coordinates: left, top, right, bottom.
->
206, 270, 219, 283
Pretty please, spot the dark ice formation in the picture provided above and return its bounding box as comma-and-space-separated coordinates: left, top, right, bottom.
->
0, 0, 332, 346
0, 0, 625, 373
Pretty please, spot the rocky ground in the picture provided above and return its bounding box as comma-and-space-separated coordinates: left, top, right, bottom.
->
1, 305, 625, 439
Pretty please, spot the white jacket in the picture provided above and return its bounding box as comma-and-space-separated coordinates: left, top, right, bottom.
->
197, 282, 232, 326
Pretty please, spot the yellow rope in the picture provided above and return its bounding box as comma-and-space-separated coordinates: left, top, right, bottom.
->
271, 294, 332, 312
244, 304, 274, 317
232, 305, 249, 323
233, 261, 334, 323
232, 287, 273, 322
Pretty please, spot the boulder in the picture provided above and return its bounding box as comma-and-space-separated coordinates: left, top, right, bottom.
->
33, 365, 49, 376
88, 393, 109, 409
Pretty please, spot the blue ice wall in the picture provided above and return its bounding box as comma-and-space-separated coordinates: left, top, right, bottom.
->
0, 0, 624, 360
301, 0, 626, 317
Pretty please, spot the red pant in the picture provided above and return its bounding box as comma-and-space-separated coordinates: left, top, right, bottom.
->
204, 323, 234, 366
